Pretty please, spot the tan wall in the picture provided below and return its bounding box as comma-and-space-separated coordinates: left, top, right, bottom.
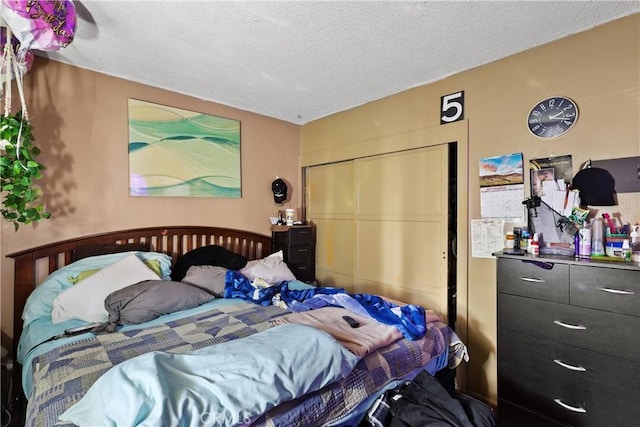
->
300, 15, 640, 405
1, 59, 301, 346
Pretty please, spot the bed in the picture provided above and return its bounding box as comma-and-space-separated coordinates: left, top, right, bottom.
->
8, 225, 467, 426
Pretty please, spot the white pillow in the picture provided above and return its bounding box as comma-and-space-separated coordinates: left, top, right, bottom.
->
51, 253, 161, 324
239, 250, 296, 284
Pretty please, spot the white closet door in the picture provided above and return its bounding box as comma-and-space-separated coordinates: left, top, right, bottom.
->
307, 144, 449, 319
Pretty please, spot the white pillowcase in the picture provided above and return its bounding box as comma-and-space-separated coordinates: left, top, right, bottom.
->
239, 250, 296, 284
51, 253, 161, 324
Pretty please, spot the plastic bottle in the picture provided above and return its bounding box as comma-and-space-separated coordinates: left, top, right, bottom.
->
591, 218, 605, 256
505, 232, 515, 249
631, 225, 639, 245
579, 226, 591, 259
531, 233, 540, 256
521, 231, 530, 253
631, 225, 640, 264
621, 239, 631, 262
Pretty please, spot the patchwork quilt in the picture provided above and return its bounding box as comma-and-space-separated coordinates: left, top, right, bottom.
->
26, 301, 456, 426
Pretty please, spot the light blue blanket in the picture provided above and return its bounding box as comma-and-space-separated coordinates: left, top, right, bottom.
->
58, 324, 360, 427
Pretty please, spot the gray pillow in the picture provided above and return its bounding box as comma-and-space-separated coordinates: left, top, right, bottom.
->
181, 265, 228, 297
101, 280, 214, 332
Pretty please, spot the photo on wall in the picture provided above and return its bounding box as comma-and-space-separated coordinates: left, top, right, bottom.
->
530, 168, 555, 197
128, 99, 241, 198
529, 155, 572, 197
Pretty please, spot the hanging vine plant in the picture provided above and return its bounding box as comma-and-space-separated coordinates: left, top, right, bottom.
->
0, 22, 51, 230
0, 110, 50, 230
0, 3, 77, 230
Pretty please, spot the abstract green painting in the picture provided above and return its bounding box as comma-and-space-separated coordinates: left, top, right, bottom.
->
128, 99, 241, 197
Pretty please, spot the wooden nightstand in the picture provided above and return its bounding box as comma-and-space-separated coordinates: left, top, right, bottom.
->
271, 225, 316, 283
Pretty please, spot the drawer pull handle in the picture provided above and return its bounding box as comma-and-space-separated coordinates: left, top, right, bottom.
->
596, 287, 634, 295
519, 277, 545, 283
553, 320, 586, 330
297, 248, 309, 253
553, 359, 586, 372
553, 398, 586, 413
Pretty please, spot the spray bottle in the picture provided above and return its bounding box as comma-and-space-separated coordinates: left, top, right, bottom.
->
630, 225, 639, 263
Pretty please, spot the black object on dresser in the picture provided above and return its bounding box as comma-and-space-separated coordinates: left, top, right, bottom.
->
272, 225, 316, 283
495, 253, 640, 427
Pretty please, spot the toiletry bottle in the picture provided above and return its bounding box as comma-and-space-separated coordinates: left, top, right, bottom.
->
579, 225, 591, 258
505, 232, 514, 249
621, 239, 631, 262
531, 233, 540, 256
631, 225, 640, 263
591, 218, 604, 256
513, 227, 522, 251
521, 231, 530, 253
631, 225, 639, 245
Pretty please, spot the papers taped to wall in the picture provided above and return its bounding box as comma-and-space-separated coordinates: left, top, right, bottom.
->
526, 197, 578, 248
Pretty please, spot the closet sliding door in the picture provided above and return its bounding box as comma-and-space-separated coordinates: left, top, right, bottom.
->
307, 144, 449, 319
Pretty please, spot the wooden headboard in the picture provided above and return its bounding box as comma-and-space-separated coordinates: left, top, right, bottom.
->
6, 225, 272, 361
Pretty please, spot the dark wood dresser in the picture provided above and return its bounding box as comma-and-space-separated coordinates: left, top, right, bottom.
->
271, 224, 316, 283
495, 253, 640, 427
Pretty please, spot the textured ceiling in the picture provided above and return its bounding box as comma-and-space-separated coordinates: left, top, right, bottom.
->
41, 1, 640, 125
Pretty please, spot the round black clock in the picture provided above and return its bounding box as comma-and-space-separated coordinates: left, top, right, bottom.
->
527, 96, 578, 139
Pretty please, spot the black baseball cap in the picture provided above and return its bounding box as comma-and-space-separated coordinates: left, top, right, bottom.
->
271, 178, 287, 204
571, 167, 616, 206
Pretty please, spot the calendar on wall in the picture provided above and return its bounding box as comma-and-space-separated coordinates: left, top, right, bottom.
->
479, 153, 525, 221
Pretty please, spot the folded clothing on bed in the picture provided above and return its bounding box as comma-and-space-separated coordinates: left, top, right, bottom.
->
58, 324, 360, 427
272, 307, 403, 357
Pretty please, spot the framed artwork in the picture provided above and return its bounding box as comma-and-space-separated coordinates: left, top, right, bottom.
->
128, 99, 241, 198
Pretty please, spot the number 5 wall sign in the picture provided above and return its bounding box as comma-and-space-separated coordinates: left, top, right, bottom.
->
440, 91, 465, 124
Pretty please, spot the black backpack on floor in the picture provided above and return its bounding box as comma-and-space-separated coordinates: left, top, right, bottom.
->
364, 370, 496, 427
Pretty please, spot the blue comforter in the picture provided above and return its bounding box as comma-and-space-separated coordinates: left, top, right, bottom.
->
58, 324, 360, 427
224, 270, 427, 340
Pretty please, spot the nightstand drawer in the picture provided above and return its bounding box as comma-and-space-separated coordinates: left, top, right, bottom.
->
288, 263, 315, 283
287, 245, 313, 263
497, 258, 569, 303
571, 266, 640, 317
498, 329, 639, 401
498, 294, 640, 361
288, 227, 314, 245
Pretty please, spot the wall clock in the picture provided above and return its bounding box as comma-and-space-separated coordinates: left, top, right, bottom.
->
527, 96, 578, 139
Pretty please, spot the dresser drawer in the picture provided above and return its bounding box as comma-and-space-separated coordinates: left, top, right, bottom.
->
571, 265, 640, 317
497, 258, 569, 303
498, 328, 639, 401
498, 294, 640, 361
499, 363, 639, 427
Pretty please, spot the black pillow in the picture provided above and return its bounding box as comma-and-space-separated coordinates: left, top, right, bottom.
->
171, 245, 247, 281
72, 243, 150, 262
